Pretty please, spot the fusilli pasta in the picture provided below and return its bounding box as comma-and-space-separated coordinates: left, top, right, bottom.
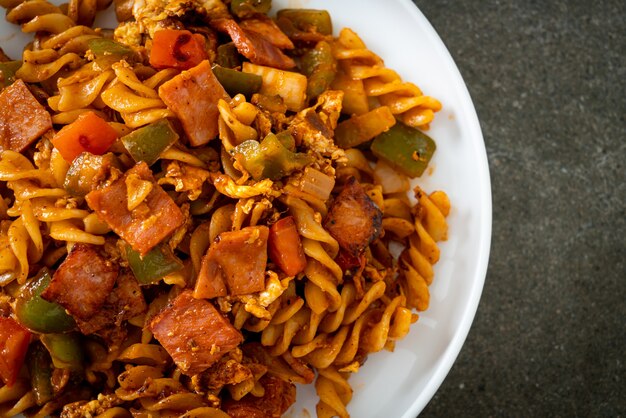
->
0, 1, 449, 417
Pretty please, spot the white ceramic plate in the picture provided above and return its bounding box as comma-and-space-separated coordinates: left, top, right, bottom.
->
1, 0, 491, 416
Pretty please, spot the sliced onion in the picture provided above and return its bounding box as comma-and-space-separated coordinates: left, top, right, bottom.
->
300, 167, 335, 201
373, 160, 410, 194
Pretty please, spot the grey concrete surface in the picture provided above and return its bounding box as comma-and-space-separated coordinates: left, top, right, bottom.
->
412, 1, 626, 417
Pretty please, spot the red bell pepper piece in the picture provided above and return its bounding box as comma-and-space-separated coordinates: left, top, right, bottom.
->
149, 29, 208, 70
268, 216, 307, 276
51, 111, 118, 162
0, 317, 32, 386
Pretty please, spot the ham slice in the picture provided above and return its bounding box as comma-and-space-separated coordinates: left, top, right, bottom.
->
0, 79, 52, 152
85, 162, 185, 255
194, 225, 269, 299
222, 375, 296, 418
75, 272, 147, 335
149, 290, 243, 375
158, 60, 229, 147
211, 18, 295, 70
41, 244, 118, 321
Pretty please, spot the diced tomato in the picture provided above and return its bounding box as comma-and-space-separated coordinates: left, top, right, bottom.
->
150, 29, 208, 70
0, 317, 31, 386
268, 216, 307, 276
51, 111, 118, 162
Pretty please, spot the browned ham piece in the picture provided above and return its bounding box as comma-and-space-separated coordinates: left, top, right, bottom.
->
324, 177, 383, 257
222, 375, 296, 418
75, 272, 147, 335
149, 290, 243, 375
0, 79, 52, 152
41, 244, 118, 321
211, 18, 295, 70
239, 15, 294, 50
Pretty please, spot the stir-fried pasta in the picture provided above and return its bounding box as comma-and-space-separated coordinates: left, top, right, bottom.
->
0, 1, 449, 417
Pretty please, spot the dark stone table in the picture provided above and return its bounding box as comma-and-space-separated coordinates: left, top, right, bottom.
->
412, 1, 625, 416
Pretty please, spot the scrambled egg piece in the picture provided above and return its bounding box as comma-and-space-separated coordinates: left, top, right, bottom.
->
212, 173, 279, 199
288, 90, 347, 164
158, 161, 210, 201
114, 0, 230, 45
239, 272, 291, 320
133, 0, 230, 37
113, 21, 143, 46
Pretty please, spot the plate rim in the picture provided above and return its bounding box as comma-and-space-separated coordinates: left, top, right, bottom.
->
395, 0, 492, 416
0, 0, 492, 416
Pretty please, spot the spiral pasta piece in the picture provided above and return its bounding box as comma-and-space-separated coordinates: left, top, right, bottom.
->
398, 187, 450, 310
218, 94, 260, 151
315, 367, 352, 418
0, 380, 37, 418
47, 64, 114, 115
42, 25, 98, 52
333, 28, 442, 128
16, 49, 84, 83
0, 4, 451, 417
100, 64, 176, 128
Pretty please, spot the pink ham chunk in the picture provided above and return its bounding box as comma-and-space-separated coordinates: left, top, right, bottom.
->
158, 60, 229, 147
0, 79, 52, 152
41, 244, 118, 321
149, 290, 243, 375
194, 225, 269, 299
85, 162, 185, 255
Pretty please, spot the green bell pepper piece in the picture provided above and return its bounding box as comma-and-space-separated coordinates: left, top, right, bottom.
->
300, 41, 336, 100
40, 333, 83, 371
276, 9, 333, 36
212, 65, 263, 99
216, 43, 241, 69
275, 131, 296, 151
125, 242, 183, 285
370, 122, 436, 178
121, 119, 179, 166
232, 133, 313, 181
87, 38, 134, 68
0, 61, 21, 88
64, 152, 122, 196
230, 0, 271, 18
27, 342, 54, 406
251, 93, 287, 114
15, 269, 76, 334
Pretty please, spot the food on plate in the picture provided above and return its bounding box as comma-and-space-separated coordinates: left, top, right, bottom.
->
0, 0, 449, 417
